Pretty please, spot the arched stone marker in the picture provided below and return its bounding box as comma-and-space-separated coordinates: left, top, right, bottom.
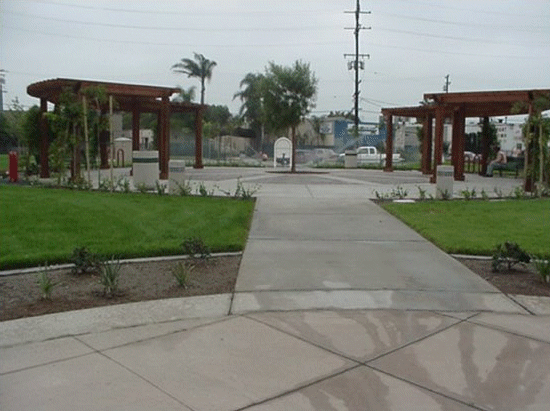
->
274, 137, 292, 169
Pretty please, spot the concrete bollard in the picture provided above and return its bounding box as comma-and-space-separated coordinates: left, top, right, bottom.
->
436, 165, 454, 199
133, 150, 159, 189
168, 160, 186, 194
344, 150, 357, 168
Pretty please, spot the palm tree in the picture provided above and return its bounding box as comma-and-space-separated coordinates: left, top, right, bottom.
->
172, 53, 216, 105
233, 72, 265, 137
172, 86, 196, 103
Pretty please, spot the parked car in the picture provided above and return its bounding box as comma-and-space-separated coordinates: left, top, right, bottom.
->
464, 151, 481, 161
339, 146, 404, 165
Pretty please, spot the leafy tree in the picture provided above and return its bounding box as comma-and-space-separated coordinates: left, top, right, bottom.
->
0, 112, 18, 154
204, 105, 232, 130
81, 86, 109, 181
172, 53, 217, 105
262, 60, 318, 172
327, 110, 353, 120
44, 88, 83, 182
21, 105, 42, 173
44, 86, 111, 183
513, 95, 550, 191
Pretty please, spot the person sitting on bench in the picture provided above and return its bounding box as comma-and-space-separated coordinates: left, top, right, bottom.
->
486, 144, 507, 177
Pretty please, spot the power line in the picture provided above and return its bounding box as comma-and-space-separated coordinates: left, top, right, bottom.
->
3, 25, 347, 48
29, 0, 336, 17
365, 41, 550, 60
386, 0, 550, 19
378, 11, 548, 33
375, 27, 550, 47
3, 10, 343, 32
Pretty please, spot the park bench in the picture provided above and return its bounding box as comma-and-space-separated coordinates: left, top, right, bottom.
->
493, 156, 524, 178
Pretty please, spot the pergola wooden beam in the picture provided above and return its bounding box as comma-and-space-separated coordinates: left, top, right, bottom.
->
27, 78, 206, 178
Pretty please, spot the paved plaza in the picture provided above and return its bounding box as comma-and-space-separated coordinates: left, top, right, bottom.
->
2, 167, 549, 410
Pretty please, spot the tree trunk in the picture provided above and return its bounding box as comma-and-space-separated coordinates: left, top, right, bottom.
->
540, 122, 544, 191
291, 125, 296, 173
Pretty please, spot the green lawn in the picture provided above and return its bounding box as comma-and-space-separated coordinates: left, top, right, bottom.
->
0, 154, 8, 172
381, 199, 550, 257
1, 185, 256, 269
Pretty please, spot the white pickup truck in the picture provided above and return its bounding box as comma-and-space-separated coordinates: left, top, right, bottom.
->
340, 146, 404, 165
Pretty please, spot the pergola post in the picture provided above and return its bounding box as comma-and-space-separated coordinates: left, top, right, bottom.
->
480, 116, 490, 176
421, 114, 433, 174
131, 99, 140, 151
384, 113, 393, 172
524, 103, 535, 192
194, 108, 204, 169
159, 95, 170, 179
99, 109, 109, 169
451, 105, 465, 181
39, 98, 50, 178
431, 107, 445, 183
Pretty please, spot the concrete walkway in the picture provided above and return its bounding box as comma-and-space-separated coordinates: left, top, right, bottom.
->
2, 168, 550, 410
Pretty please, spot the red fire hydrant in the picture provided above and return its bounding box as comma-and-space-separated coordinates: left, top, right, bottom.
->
8, 151, 18, 183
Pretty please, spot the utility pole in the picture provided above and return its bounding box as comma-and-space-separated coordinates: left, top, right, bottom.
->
0, 70, 6, 112
345, 0, 370, 135
443, 74, 451, 93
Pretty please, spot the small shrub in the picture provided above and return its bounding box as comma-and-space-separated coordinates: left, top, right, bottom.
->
493, 186, 504, 199
196, 182, 214, 197
69, 177, 92, 191
460, 187, 476, 201
155, 181, 167, 195
98, 178, 115, 192
536, 184, 550, 198
182, 236, 211, 260
437, 189, 452, 200
98, 257, 122, 297
173, 179, 193, 196
511, 186, 525, 200
117, 177, 131, 193
172, 261, 194, 288
480, 188, 489, 201
416, 185, 427, 201
70, 246, 99, 275
36, 264, 56, 299
136, 182, 148, 194
390, 185, 408, 200
532, 256, 550, 283
372, 190, 390, 200
234, 178, 260, 200
491, 242, 531, 272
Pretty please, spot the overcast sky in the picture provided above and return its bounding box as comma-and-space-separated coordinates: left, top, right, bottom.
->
1, 0, 549, 122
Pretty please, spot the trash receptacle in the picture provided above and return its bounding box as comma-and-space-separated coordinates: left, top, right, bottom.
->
436, 165, 454, 199
8, 151, 18, 183
168, 160, 186, 194
133, 150, 159, 189
344, 150, 357, 168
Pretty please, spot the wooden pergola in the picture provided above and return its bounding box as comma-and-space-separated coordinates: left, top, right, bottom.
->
27, 78, 206, 179
381, 89, 550, 183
